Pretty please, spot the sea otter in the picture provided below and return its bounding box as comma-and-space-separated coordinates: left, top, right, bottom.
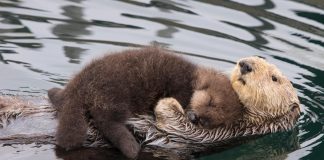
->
129, 56, 300, 148
48, 47, 243, 159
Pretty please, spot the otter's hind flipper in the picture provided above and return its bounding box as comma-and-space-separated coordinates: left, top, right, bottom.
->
56, 99, 88, 150
90, 106, 140, 159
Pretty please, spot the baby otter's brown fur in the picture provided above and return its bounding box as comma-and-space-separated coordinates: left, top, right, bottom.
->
48, 47, 242, 159
189, 68, 243, 128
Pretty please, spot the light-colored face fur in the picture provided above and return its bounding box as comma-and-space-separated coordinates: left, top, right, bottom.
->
231, 56, 300, 124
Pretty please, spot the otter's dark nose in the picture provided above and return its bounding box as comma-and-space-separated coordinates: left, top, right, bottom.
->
187, 111, 199, 125
239, 61, 252, 74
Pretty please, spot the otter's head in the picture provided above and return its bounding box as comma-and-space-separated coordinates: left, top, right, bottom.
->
187, 68, 243, 129
231, 56, 300, 125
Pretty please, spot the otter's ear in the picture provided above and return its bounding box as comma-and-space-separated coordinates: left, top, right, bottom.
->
289, 103, 300, 112
197, 83, 209, 90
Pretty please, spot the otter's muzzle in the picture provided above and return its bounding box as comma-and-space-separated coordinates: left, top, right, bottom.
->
239, 60, 252, 75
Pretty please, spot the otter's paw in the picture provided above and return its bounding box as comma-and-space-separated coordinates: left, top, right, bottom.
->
155, 98, 184, 115
155, 98, 185, 129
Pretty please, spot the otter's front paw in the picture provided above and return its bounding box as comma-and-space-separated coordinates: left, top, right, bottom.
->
154, 98, 185, 129
155, 98, 184, 115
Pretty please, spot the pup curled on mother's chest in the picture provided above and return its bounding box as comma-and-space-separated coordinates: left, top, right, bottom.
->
48, 47, 242, 159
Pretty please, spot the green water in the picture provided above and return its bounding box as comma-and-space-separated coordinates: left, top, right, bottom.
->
0, 0, 323, 159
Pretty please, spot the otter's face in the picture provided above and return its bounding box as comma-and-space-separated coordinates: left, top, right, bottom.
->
231, 57, 300, 124
188, 68, 243, 129
188, 90, 221, 129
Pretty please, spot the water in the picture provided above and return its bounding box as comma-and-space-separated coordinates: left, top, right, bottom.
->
0, 0, 323, 159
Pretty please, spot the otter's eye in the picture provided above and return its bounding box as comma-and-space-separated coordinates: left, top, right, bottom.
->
272, 75, 278, 82
199, 83, 209, 90
199, 118, 209, 127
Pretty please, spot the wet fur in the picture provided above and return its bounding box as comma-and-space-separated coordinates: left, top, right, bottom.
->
190, 68, 243, 128
48, 47, 242, 159
231, 57, 300, 124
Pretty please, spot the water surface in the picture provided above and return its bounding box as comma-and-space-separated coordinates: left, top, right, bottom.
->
0, 0, 323, 159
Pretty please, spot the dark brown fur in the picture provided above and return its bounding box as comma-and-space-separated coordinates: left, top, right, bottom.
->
190, 68, 243, 128
48, 47, 243, 159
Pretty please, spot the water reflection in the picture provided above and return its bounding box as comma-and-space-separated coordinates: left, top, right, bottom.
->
199, 0, 324, 37
200, 130, 300, 160
55, 147, 168, 160
273, 55, 324, 160
295, 11, 324, 25
118, 0, 198, 15
121, 13, 276, 51
292, 33, 324, 48
294, 0, 324, 10
52, 6, 91, 37
0, 12, 42, 50
52, 0, 89, 64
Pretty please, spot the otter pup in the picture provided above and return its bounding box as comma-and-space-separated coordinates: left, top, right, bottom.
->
48, 47, 243, 159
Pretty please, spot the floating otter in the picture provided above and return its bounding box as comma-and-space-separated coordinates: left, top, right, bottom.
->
137, 56, 300, 145
0, 54, 300, 158
48, 47, 243, 159
127, 56, 300, 150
